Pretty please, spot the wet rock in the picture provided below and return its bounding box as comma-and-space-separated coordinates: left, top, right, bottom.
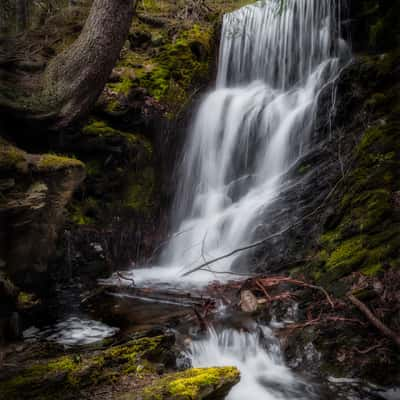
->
0, 334, 179, 399
240, 290, 258, 313
0, 140, 85, 291
135, 367, 240, 400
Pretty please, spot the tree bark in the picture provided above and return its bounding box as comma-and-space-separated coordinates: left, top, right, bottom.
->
0, 0, 135, 131
41, 0, 135, 129
16, 0, 28, 33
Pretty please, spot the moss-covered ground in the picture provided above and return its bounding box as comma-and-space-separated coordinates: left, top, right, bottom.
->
0, 335, 239, 400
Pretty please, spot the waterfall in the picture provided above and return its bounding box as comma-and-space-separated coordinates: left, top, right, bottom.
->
104, 2, 352, 398
129, 0, 350, 286
186, 326, 316, 400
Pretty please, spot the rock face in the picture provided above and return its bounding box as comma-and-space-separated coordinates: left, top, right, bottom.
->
0, 140, 85, 289
242, 2, 400, 289
0, 139, 85, 340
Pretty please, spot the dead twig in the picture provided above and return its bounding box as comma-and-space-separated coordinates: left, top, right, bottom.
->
348, 294, 400, 349
354, 341, 386, 355
116, 272, 135, 286
255, 279, 271, 300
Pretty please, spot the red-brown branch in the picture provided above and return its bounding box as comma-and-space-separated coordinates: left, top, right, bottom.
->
256, 276, 335, 309
348, 294, 400, 349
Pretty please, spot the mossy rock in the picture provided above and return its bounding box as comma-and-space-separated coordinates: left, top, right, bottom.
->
123, 167, 156, 213
36, 154, 85, 172
82, 119, 153, 156
139, 24, 213, 102
138, 367, 240, 400
0, 139, 28, 172
310, 60, 400, 284
0, 335, 175, 400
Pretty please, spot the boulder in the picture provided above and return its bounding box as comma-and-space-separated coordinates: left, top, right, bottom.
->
134, 367, 240, 400
0, 139, 85, 291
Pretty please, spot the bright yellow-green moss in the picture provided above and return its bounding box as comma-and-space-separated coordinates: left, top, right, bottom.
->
37, 154, 84, 171
17, 291, 40, 308
325, 236, 367, 272
108, 76, 134, 96
0, 140, 27, 171
142, 367, 240, 400
82, 119, 121, 136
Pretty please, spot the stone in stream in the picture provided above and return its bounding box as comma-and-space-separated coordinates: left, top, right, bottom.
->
240, 290, 259, 313
134, 367, 240, 400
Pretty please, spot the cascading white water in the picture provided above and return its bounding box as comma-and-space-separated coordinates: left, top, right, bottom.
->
186, 326, 316, 400
127, 0, 350, 286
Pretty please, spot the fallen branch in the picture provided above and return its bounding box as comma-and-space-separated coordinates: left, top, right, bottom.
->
354, 341, 386, 355
201, 268, 257, 277
348, 294, 400, 348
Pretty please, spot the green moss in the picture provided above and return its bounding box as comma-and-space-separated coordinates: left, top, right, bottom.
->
82, 119, 120, 136
361, 263, 383, 277
37, 154, 84, 172
108, 76, 134, 96
325, 236, 367, 271
69, 197, 98, 226
0, 140, 27, 171
17, 291, 39, 307
0, 355, 81, 399
142, 367, 240, 400
0, 336, 171, 399
365, 92, 388, 110
369, 18, 384, 47
298, 164, 311, 174
83, 119, 152, 151
123, 167, 155, 212
139, 24, 213, 104
313, 105, 400, 283
85, 160, 102, 177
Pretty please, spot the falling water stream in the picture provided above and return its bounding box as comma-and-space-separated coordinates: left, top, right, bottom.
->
129, 0, 350, 286
116, 0, 353, 398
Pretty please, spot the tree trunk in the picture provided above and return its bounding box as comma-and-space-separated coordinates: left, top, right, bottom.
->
41, 0, 135, 130
0, 0, 135, 131
16, 0, 28, 33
